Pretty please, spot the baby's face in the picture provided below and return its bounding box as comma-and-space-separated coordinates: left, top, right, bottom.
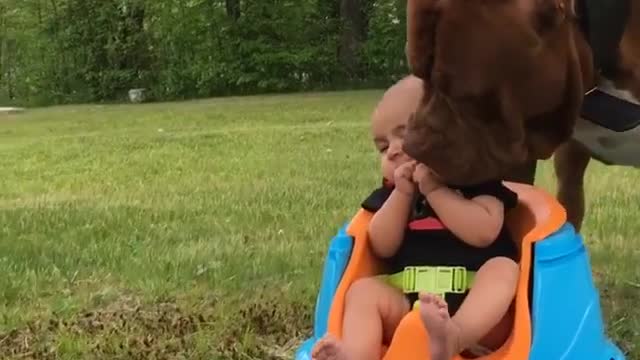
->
372, 76, 424, 185
371, 107, 414, 184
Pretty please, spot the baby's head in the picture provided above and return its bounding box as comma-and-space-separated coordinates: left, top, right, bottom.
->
371, 75, 424, 184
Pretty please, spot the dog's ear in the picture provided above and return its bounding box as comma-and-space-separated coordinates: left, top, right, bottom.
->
406, 0, 444, 79
525, 35, 584, 159
516, 0, 568, 34
496, 85, 529, 164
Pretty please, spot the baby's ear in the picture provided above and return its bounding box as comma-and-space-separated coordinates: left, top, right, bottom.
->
406, 0, 444, 79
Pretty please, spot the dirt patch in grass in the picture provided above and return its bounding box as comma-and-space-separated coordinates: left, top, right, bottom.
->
0, 289, 313, 360
599, 279, 640, 358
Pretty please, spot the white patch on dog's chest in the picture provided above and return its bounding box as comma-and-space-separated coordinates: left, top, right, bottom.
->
599, 79, 640, 105
572, 78, 640, 167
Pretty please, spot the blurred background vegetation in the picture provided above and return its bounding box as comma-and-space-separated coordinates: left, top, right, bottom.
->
1, 0, 408, 107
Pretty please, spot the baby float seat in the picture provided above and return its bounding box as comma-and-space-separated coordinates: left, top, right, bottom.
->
295, 182, 626, 360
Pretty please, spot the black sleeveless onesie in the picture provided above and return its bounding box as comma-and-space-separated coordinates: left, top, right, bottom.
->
361, 180, 519, 315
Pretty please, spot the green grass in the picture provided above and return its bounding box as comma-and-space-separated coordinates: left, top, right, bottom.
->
0, 90, 638, 359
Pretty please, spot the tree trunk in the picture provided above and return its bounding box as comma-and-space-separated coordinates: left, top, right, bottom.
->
339, 0, 369, 79
6, 38, 14, 99
0, 3, 6, 98
225, 0, 240, 20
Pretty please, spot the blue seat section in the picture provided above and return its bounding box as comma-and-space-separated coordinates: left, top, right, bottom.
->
296, 223, 354, 360
529, 223, 626, 360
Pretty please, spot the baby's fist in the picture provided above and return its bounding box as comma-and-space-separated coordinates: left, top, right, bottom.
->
413, 164, 443, 196
393, 161, 417, 196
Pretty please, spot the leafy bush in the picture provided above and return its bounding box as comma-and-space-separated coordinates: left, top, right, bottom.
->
1, 0, 407, 106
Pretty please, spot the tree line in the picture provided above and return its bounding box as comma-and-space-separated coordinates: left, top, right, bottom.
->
1, 0, 408, 106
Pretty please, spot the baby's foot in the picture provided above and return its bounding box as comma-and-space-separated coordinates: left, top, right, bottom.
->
419, 292, 459, 360
311, 334, 350, 360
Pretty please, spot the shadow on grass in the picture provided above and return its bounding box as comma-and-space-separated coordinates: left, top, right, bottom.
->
0, 288, 314, 360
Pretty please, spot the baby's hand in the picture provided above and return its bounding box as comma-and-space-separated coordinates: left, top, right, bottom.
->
413, 163, 444, 196
393, 161, 417, 196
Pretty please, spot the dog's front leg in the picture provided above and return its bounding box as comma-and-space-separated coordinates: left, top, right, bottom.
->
553, 139, 591, 231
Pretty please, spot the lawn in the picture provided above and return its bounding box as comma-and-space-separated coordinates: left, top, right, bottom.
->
0, 90, 638, 359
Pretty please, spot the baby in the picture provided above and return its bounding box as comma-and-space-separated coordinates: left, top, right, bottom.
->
311, 75, 520, 360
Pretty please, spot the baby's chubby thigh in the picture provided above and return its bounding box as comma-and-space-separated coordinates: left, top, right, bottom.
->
464, 257, 520, 350
343, 277, 412, 343
476, 256, 520, 292
468, 256, 520, 316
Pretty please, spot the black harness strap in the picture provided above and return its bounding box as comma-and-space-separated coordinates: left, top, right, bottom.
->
574, 0, 640, 133
575, 0, 631, 79
580, 88, 640, 131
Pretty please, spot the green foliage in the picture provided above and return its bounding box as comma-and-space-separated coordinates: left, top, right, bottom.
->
361, 0, 407, 83
1, 0, 408, 106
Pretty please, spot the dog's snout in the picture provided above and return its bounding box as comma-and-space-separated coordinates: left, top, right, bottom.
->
432, 70, 453, 95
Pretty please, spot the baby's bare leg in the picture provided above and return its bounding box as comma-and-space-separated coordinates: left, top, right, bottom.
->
419, 257, 519, 360
312, 277, 411, 360
454, 257, 519, 346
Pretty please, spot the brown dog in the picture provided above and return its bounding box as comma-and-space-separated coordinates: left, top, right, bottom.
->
404, 0, 640, 230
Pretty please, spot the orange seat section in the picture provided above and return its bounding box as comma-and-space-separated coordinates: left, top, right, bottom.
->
325, 182, 567, 360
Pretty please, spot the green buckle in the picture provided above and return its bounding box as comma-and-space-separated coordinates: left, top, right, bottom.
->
397, 266, 472, 295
